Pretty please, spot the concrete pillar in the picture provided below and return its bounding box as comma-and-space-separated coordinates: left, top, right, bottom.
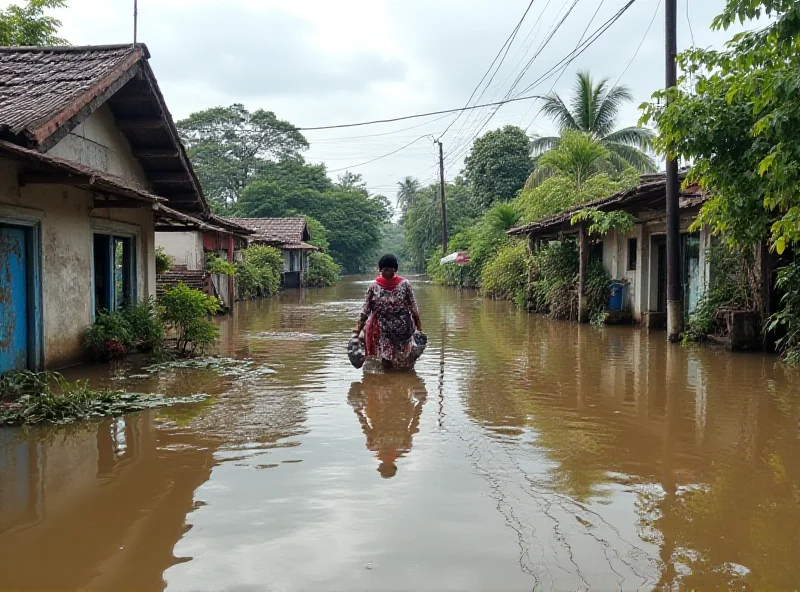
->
578, 224, 589, 323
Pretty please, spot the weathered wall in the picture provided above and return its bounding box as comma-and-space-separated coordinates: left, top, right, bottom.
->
46, 105, 148, 188
156, 231, 204, 270
0, 158, 155, 369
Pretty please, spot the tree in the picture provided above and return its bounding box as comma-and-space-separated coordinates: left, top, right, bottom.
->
396, 176, 421, 217
0, 0, 67, 46
463, 125, 533, 210
177, 104, 308, 211
528, 131, 613, 190
336, 171, 367, 193
640, 0, 800, 360
404, 181, 475, 270
527, 71, 655, 188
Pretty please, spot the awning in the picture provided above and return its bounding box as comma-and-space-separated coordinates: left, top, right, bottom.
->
440, 251, 470, 265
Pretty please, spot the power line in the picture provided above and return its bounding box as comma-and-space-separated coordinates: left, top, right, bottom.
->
438, 0, 538, 141
456, 0, 583, 148
686, 0, 695, 47
307, 112, 454, 143
446, 0, 635, 167
521, 0, 606, 130
325, 135, 435, 174
294, 93, 549, 132
612, 0, 662, 91
443, 0, 557, 164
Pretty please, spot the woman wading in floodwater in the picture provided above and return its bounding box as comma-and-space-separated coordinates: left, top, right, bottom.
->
354, 254, 425, 371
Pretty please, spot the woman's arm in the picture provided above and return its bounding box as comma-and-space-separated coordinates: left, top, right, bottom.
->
406, 283, 422, 332
355, 286, 374, 333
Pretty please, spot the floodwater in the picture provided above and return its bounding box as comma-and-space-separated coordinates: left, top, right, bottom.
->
1, 278, 800, 592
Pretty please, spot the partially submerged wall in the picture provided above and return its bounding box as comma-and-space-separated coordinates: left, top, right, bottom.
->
0, 158, 155, 369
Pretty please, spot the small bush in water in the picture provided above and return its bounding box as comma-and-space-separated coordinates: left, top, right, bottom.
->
237, 245, 283, 298
482, 240, 529, 302
160, 283, 221, 355
307, 252, 341, 287
85, 298, 163, 361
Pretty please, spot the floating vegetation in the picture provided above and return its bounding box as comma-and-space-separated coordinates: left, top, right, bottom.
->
0, 370, 208, 426
143, 357, 275, 380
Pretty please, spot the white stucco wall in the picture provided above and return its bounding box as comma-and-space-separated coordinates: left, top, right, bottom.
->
46, 105, 148, 188
155, 231, 204, 270
0, 155, 155, 369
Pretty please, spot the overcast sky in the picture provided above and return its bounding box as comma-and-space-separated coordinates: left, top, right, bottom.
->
51, 0, 747, 209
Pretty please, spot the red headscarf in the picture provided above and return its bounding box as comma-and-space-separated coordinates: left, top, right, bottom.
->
375, 275, 404, 291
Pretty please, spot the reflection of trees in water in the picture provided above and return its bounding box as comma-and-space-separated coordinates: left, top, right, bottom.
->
348, 372, 427, 478
457, 296, 800, 587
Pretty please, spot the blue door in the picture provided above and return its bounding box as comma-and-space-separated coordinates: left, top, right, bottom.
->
0, 225, 28, 373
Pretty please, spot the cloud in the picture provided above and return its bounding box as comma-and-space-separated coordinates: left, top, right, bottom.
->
54, 0, 758, 200
147, 3, 407, 98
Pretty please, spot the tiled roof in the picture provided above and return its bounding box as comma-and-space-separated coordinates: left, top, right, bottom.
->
224, 217, 309, 244
0, 44, 208, 214
0, 44, 142, 139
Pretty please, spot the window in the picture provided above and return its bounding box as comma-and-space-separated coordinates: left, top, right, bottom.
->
93, 233, 135, 314
628, 238, 638, 271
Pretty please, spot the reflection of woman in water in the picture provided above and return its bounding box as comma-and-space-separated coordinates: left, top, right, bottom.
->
347, 372, 427, 478
355, 254, 423, 370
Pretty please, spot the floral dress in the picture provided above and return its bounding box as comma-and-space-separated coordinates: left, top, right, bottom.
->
360, 280, 419, 366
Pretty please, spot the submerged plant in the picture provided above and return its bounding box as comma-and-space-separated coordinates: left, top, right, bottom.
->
0, 370, 208, 426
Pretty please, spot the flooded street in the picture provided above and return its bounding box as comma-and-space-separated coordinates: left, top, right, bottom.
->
2, 277, 800, 591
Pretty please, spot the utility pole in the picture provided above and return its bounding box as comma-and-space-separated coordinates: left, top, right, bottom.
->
436, 140, 448, 254
133, 0, 138, 46
665, 0, 683, 342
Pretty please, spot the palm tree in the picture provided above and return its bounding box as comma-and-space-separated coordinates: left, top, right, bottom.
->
526, 71, 655, 188
396, 176, 421, 216
529, 130, 611, 190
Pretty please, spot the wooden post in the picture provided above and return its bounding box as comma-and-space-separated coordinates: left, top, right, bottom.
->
578, 225, 589, 323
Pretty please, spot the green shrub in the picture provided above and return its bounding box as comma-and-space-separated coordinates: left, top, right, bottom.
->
482, 240, 529, 302
237, 245, 283, 298
156, 247, 173, 275
768, 262, 800, 365
160, 283, 220, 355
205, 253, 237, 276
307, 251, 340, 287
683, 244, 756, 344
85, 310, 132, 361
84, 299, 163, 361
122, 299, 163, 353
586, 260, 611, 327
529, 240, 580, 319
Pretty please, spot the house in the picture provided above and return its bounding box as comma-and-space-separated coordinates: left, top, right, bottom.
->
0, 44, 213, 372
508, 174, 711, 328
224, 218, 320, 288
155, 212, 251, 310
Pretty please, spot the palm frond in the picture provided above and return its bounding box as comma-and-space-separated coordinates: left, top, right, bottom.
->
605, 143, 657, 173
538, 94, 579, 132
593, 84, 635, 136
530, 135, 562, 157
602, 126, 654, 150
524, 165, 557, 190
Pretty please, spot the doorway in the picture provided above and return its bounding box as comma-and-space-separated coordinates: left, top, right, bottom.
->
0, 223, 39, 372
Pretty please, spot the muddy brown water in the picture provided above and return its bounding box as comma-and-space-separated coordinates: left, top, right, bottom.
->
1, 277, 800, 591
